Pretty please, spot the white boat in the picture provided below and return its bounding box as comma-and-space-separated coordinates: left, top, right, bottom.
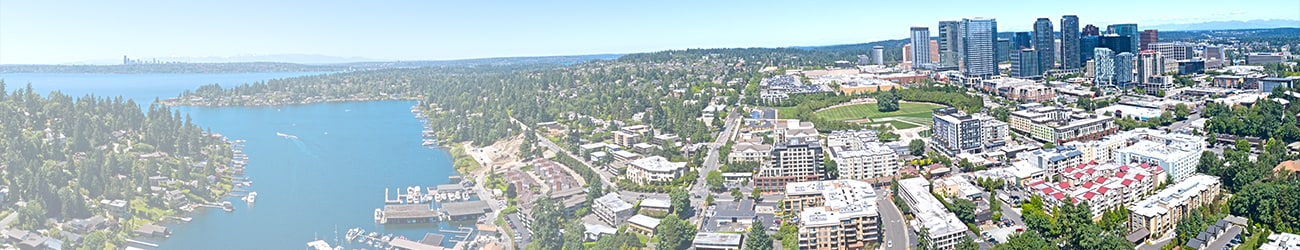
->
276, 132, 298, 139
374, 208, 383, 222
246, 192, 257, 203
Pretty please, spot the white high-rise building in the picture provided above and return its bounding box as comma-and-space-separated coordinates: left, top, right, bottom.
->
911, 27, 933, 68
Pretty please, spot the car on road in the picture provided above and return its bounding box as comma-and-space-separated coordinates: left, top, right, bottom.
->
887, 240, 892, 248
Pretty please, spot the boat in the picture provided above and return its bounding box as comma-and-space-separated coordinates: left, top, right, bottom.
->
246, 192, 258, 203
374, 208, 383, 223
222, 201, 234, 212
179, 217, 192, 222
276, 132, 298, 139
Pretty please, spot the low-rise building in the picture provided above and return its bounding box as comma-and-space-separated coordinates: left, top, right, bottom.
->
1023, 146, 1084, 177
1028, 162, 1165, 220
693, 233, 744, 250
1113, 131, 1204, 182
729, 142, 772, 163
827, 130, 900, 180
783, 180, 881, 249
898, 177, 968, 250
592, 193, 634, 226
1261, 232, 1300, 250
625, 156, 687, 185
1128, 174, 1221, 243
627, 215, 661, 237
639, 198, 672, 215
1010, 105, 1116, 144
933, 175, 983, 201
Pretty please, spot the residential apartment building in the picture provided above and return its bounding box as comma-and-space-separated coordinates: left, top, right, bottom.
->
611, 125, 652, 148
963, 18, 998, 78
756, 138, 824, 192
1129, 174, 1221, 243
729, 142, 772, 163
931, 107, 984, 156
911, 27, 933, 68
626, 156, 687, 185
898, 177, 968, 250
1009, 105, 1116, 144
1115, 137, 1203, 182
1024, 145, 1084, 177
827, 130, 899, 180
976, 114, 1009, 144
1033, 18, 1055, 74
1146, 42, 1194, 61
592, 193, 634, 226
783, 180, 881, 249
1095, 48, 1116, 87
1061, 15, 1081, 70
1027, 162, 1166, 220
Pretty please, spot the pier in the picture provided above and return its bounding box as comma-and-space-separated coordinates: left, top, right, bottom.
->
126, 239, 160, 248
378, 204, 440, 224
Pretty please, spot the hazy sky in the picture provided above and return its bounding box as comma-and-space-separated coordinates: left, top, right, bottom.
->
2, 0, 1297, 64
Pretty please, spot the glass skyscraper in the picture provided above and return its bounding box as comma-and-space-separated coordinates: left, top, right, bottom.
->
1080, 35, 1099, 62
938, 21, 964, 69
1107, 24, 1139, 57
911, 27, 932, 67
1061, 15, 1080, 70
1012, 49, 1041, 79
962, 18, 997, 78
1033, 18, 1055, 74
1013, 32, 1032, 50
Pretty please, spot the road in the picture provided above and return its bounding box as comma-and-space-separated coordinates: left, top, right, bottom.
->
534, 131, 617, 189
690, 111, 742, 224
878, 188, 913, 250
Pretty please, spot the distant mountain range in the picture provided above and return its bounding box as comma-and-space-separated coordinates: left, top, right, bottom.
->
1143, 19, 1299, 31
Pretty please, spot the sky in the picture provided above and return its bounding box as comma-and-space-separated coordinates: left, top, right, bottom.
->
1, 0, 1297, 64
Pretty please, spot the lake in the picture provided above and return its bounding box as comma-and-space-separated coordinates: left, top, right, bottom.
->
167, 101, 461, 249
0, 73, 462, 249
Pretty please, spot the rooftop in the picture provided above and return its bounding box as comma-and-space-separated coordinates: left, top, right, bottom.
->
1130, 174, 1220, 217
693, 233, 744, 246
628, 156, 687, 173
898, 177, 967, 237
639, 198, 671, 209
628, 214, 661, 229
786, 179, 880, 227
594, 193, 633, 212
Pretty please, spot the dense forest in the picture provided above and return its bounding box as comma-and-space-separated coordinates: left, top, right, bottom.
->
0, 81, 233, 242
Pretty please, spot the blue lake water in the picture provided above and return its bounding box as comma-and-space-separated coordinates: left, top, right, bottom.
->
0, 73, 462, 249
167, 101, 461, 249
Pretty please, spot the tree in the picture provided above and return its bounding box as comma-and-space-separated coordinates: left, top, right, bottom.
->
917, 227, 935, 250
593, 231, 643, 249
744, 221, 774, 250
528, 194, 564, 250
731, 189, 743, 202
1042, 142, 1055, 149
653, 214, 697, 250
952, 198, 977, 223
878, 89, 900, 112
957, 158, 975, 172
909, 139, 926, 156
751, 187, 763, 201
16, 202, 46, 230
1174, 103, 1191, 120
669, 188, 693, 217
706, 171, 725, 191
823, 156, 839, 180
991, 231, 1051, 250
956, 237, 979, 250
563, 220, 586, 250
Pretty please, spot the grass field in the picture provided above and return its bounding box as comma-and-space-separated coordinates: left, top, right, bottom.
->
815, 102, 944, 122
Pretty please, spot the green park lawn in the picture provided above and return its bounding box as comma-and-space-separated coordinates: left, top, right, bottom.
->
815, 102, 944, 122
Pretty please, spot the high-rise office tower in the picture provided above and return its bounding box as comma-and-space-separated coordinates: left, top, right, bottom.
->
997, 38, 1012, 63
1115, 52, 1135, 87
1012, 49, 1041, 79
910, 27, 932, 68
1080, 35, 1100, 62
1107, 24, 1139, 57
1061, 15, 1081, 70
873, 46, 885, 65
962, 18, 998, 78
1082, 24, 1100, 36
1033, 18, 1055, 74
1013, 32, 1032, 50
1095, 48, 1116, 87
1140, 29, 1159, 50
1100, 34, 1133, 54
938, 21, 964, 69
